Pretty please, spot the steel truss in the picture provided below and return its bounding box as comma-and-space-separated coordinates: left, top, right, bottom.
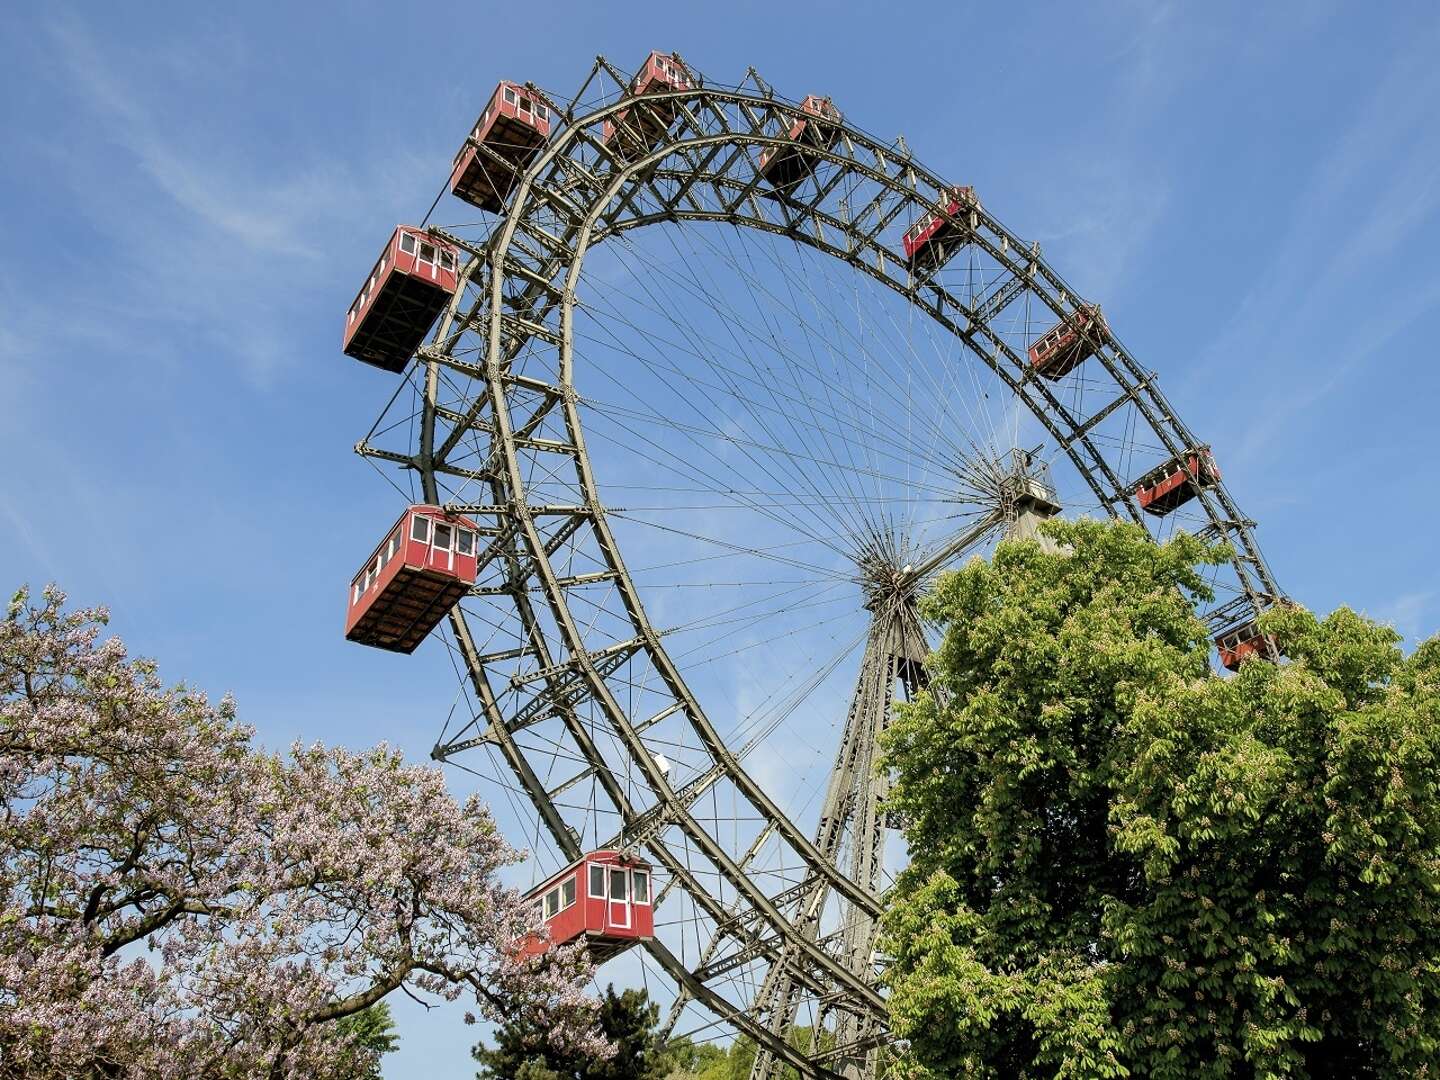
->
355, 56, 1284, 1079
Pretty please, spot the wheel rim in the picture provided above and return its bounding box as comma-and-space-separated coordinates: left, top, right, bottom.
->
356, 60, 1283, 1078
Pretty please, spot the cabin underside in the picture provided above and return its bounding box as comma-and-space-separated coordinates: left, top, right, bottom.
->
453, 120, 545, 212
1032, 337, 1095, 379
582, 930, 644, 964
606, 103, 678, 162
345, 276, 451, 373
347, 566, 470, 653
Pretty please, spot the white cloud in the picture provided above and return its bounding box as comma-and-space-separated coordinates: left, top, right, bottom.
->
48, 15, 336, 260
0, 494, 64, 582
32, 14, 439, 388
1373, 590, 1433, 643
1200, 17, 1440, 463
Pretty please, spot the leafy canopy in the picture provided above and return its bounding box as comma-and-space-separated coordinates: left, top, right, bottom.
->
477, 984, 700, 1080
879, 520, 1440, 1079
332, 1003, 400, 1079
471, 984, 831, 1080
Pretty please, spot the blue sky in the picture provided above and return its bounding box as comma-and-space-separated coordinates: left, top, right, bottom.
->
3, 2, 1439, 1075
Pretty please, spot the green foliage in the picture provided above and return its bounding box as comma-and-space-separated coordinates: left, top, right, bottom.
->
472, 992, 835, 1080
476, 985, 676, 1080
331, 1003, 399, 1079
473, 1000, 836, 1080
675, 1026, 832, 1080
879, 519, 1440, 1079
662, 1034, 727, 1078
693, 1037, 755, 1080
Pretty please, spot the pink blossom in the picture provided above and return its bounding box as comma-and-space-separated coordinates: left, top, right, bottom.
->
0, 586, 608, 1078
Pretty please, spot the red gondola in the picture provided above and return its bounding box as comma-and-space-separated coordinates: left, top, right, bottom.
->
520, 851, 655, 963
1134, 448, 1220, 516
759, 95, 841, 194
602, 51, 691, 162
450, 81, 552, 213
1028, 305, 1108, 380
345, 505, 482, 653
1215, 619, 1273, 671
902, 185, 982, 270
343, 227, 460, 373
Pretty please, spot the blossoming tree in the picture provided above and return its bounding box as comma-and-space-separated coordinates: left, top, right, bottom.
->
0, 586, 607, 1079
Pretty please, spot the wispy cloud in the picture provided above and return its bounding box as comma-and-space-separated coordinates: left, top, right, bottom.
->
1200, 15, 1440, 464
1103, 0, 1185, 127
1032, 167, 1171, 300
46, 15, 356, 261
1373, 589, 1433, 643
1018, 1, 1196, 299
0, 494, 64, 582
24, 14, 438, 387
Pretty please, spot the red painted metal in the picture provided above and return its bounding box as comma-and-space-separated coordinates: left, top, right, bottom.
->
520, 851, 655, 963
602, 51, 691, 162
758, 95, 841, 194
450, 81, 552, 213
902, 185, 982, 269
343, 227, 461, 373
345, 505, 481, 653
1028, 304, 1108, 380
1134, 448, 1220, 516
1215, 620, 1272, 671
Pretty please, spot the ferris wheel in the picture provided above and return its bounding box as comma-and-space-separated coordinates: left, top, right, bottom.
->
340, 52, 1285, 1080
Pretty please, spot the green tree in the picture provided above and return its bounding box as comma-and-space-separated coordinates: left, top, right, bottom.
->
476, 985, 675, 1080
332, 1003, 399, 1079
879, 520, 1440, 1079
681, 1026, 833, 1080
662, 1033, 727, 1078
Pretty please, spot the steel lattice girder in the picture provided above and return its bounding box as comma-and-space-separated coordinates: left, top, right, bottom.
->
359, 56, 1289, 1079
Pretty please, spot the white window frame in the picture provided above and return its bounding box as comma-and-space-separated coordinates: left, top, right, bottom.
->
608, 867, 628, 901
588, 863, 606, 898
631, 869, 650, 905
411, 516, 430, 543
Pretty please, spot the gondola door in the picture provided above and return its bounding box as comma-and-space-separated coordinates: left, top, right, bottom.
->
606, 865, 631, 930
429, 520, 454, 573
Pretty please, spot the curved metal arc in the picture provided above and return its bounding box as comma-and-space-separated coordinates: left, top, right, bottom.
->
545, 148, 885, 921
466, 131, 894, 1020
437, 89, 1137, 529
580, 147, 1277, 603
436, 83, 1275, 606
455, 173, 893, 1042
429, 432, 861, 1060
399, 73, 1286, 1068
537, 114, 1143, 520
590, 192, 1136, 529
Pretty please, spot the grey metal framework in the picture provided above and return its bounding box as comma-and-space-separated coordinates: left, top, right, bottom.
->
354, 56, 1284, 1079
